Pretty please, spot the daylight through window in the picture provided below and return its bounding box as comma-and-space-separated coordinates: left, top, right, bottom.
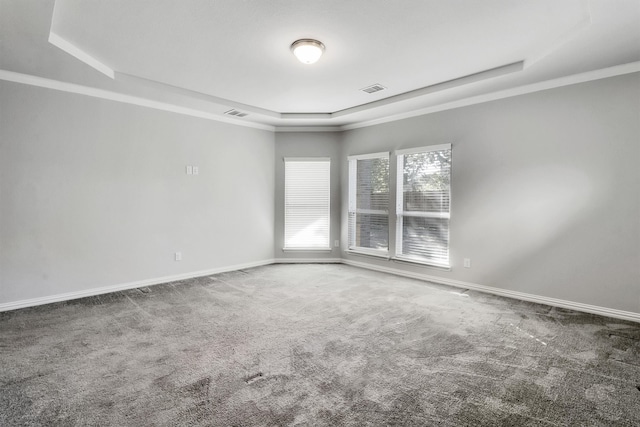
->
395, 144, 451, 267
284, 158, 331, 250
348, 152, 390, 255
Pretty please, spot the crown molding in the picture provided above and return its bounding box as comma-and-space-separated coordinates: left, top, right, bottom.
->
0, 69, 275, 131
340, 61, 640, 131
276, 126, 343, 133
116, 72, 281, 119
48, 32, 115, 79
333, 61, 524, 118
2, 61, 638, 134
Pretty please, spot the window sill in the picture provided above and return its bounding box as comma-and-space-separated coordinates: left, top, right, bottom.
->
391, 256, 451, 271
282, 248, 332, 252
346, 248, 390, 260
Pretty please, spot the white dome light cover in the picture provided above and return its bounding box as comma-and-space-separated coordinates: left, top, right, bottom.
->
291, 39, 325, 64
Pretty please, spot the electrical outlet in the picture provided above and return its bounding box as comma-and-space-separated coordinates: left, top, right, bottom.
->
334, 240, 340, 248
463, 258, 471, 268
192, 166, 199, 175
175, 252, 182, 261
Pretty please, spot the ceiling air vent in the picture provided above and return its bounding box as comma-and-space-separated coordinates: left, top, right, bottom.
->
361, 84, 386, 94
224, 109, 248, 118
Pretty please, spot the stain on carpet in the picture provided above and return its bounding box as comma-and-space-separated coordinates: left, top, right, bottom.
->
244, 372, 264, 385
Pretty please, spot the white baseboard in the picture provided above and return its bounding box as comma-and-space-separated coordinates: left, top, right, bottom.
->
342, 259, 640, 324
274, 258, 342, 264
0, 258, 274, 312
3, 258, 638, 324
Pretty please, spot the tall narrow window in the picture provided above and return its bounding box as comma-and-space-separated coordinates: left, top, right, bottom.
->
284, 158, 331, 250
348, 152, 389, 255
396, 144, 451, 267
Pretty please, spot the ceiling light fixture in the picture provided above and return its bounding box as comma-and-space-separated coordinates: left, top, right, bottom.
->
290, 39, 325, 65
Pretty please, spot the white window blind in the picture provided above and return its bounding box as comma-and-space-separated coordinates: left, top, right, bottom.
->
395, 144, 451, 267
284, 158, 331, 250
348, 152, 389, 255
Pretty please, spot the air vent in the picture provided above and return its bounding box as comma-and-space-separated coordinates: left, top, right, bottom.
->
224, 109, 249, 118
361, 84, 386, 94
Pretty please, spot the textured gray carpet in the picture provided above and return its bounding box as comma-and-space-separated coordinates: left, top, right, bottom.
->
1, 264, 639, 426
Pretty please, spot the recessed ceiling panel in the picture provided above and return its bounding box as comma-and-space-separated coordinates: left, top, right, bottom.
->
50, 0, 590, 113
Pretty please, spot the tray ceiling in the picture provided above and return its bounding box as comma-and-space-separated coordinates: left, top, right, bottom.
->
1, 0, 639, 129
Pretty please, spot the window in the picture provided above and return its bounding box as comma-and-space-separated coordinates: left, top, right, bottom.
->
395, 144, 451, 267
284, 158, 330, 250
348, 152, 389, 256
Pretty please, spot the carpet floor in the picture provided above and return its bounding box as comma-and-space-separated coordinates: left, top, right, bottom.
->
1, 264, 639, 426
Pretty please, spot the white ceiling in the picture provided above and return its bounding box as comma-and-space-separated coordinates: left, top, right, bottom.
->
2, 0, 639, 130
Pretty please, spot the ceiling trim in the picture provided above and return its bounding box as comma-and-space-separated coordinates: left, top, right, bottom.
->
35, 0, 636, 133
339, 61, 640, 131
48, 32, 115, 79
280, 113, 332, 119
116, 72, 280, 119
258, 62, 524, 120
276, 126, 342, 133
0, 69, 275, 131
331, 61, 524, 118
2, 62, 638, 134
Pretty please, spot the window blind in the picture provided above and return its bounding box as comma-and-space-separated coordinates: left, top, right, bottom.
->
395, 144, 451, 266
348, 152, 389, 255
284, 158, 331, 250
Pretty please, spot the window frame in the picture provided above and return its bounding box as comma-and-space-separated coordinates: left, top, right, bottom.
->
283, 157, 331, 251
347, 152, 390, 258
394, 144, 452, 269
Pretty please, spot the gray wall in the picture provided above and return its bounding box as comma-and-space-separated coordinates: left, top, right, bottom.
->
274, 132, 342, 260
340, 73, 640, 313
0, 81, 275, 305
2, 73, 638, 315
